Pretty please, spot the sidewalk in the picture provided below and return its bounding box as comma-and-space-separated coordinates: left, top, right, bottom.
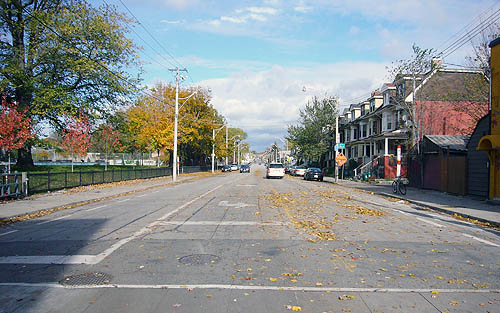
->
0, 173, 209, 222
324, 177, 500, 227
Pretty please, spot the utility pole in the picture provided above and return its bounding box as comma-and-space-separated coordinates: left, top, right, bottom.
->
225, 125, 228, 165
237, 142, 241, 164
169, 67, 188, 182
335, 111, 339, 182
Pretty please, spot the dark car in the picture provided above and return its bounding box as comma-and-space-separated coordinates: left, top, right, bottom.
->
304, 167, 323, 181
240, 164, 250, 173
222, 165, 232, 172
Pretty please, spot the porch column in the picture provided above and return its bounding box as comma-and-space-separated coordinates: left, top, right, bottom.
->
384, 138, 389, 156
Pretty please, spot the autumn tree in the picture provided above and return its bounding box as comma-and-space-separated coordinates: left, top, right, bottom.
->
0, 1, 141, 167
287, 95, 337, 166
0, 97, 34, 173
60, 113, 92, 172
92, 124, 121, 170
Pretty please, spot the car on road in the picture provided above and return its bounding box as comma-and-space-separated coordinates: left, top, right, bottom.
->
240, 164, 250, 173
221, 165, 232, 172
266, 162, 285, 179
304, 167, 324, 181
293, 166, 306, 176
230, 164, 239, 171
284, 165, 293, 174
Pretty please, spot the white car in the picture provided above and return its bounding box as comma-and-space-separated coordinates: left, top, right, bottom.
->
294, 166, 306, 176
230, 164, 239, 171
266, 163, 285, 179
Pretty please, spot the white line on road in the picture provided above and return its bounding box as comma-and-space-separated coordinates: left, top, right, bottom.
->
462, 233, 500, 247
394, 209, 411, 216
0, 183, 225, 265
86, 205, 107, 212
416, 217, 445, 228
136, 194, 148, 198
36, 214, 73, 225
155, 221, 289, 226
0, 282, 498, 293
0, 230, 18, 237
116, 198, 130, 203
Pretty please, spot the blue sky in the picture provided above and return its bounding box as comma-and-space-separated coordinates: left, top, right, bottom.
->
93, 0, 499, 151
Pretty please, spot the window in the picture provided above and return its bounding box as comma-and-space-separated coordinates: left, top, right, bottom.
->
397, 84, 405, 99
372, 120, 378, 134
370, 99, 375, 112
361, 124, 367, 138
353, 127, 358, 140
387, 114, 393, 130
384, 92, 389, 106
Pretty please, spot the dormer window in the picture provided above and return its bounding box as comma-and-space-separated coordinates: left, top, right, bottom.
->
396, 84, 405, 99
370, 99, 375, 112
383, 92, 389, 106
361, 106, 366, 116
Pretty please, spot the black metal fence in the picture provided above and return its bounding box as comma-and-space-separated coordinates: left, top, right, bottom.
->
27, 166, 210, 195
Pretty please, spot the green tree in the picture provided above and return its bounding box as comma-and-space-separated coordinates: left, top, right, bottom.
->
287, 95, 337, 165
0, 0, 141, 167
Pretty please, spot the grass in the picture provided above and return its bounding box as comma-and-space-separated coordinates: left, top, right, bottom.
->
9, 164, 162, 174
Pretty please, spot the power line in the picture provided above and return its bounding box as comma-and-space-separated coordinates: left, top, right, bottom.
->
436, 1, 499, 53
439, 8, 500, 59
113, 0, 196, 84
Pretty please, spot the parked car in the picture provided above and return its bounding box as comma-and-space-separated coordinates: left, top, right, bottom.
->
266, 162, 285, 179
240, 164, 250, 173
230, 164, 239, 171
222, 165, 232, 172
304, 167, 324, 181
284, 165, 293, 174
293, 166, 306, 176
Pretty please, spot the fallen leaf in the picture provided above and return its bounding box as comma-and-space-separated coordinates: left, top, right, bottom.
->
269, 277, 278, 282
431, 291, 440, 295
449, 301, 458, 306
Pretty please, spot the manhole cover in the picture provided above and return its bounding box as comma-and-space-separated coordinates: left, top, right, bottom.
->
178, 254, 221, 265
59, 272, 112, 286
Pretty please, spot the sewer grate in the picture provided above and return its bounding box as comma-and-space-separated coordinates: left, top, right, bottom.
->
59, 272, 112, 286
178, 254, 221, 265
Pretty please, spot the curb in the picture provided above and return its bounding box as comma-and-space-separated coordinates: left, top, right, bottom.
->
322, 178, 500, 229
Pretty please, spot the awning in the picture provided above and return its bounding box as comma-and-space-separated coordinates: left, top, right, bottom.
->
477, 135, 500, 150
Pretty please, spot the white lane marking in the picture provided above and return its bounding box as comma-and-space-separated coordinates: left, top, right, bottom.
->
36, 214, 73, 225
116, 198, 130, 203
136, 194, 148, 198
90, 183, 225, 264
0, 255, 97, 265
462, 233, 500, 247
416, 217, 445, 228
236, 184, 256, 187
0, 230, 18, 237
0, 183, 225, 265
218, 200, 256, 208
0, 282, 497, 293
394, 209, 411, 216
155, 221, 289, 226
86, 205, 107, 212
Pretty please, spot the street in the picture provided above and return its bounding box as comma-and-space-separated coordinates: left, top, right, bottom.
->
0, 165, 499, 313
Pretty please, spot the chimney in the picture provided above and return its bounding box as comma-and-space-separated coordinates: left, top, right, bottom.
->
432, 58, 442, 69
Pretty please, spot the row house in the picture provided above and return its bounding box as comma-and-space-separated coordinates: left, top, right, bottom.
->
333, 59, 488, 179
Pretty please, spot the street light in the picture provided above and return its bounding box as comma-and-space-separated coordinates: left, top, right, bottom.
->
212, 124, 225, 173
228, 135, 241, 163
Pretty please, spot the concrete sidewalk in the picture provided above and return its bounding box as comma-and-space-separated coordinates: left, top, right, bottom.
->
324, 177, 500, 227
0, 173, 211, 221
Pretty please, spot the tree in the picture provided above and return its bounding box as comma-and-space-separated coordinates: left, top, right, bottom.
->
92, 124, 121, 170
0, 97, 34, 173
388, 44, 436, 147
60, 113, 91, 172
287, 95, 337, 166
0, 1, 141, 167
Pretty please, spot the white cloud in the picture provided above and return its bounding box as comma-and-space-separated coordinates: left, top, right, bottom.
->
160, 19, 183, 24
294, 6, 312, 13
161, 0, 199, 10
199, 61, 389, 151
245, 7, 279, 15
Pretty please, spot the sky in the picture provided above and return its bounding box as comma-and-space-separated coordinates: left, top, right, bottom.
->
93, 0, 499, 152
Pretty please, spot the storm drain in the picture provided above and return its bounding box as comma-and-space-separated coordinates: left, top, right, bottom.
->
59, 272, 112, 286
178, 254, 221, 265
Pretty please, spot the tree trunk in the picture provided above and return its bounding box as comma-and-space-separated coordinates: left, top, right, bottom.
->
16, 144, 34, 168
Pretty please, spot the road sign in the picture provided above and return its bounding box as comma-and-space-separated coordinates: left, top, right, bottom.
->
335, 152, 347, 167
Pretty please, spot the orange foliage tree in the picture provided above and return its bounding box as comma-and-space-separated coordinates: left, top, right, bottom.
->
61, 113, 92, 172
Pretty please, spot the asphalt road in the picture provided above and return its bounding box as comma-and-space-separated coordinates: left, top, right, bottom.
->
0, 164, 499, 313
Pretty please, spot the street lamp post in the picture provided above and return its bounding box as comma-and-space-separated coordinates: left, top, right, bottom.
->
212, 124, 225, 173
169, 67, 188, 182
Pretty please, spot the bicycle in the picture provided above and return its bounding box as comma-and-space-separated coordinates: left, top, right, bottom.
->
392, 176, 407, 195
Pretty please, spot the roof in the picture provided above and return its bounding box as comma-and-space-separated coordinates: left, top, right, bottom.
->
489, 36, 500, 48
425, 135, 470, 151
